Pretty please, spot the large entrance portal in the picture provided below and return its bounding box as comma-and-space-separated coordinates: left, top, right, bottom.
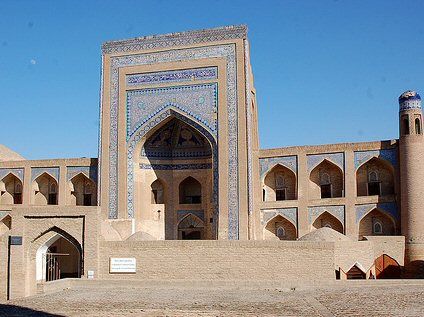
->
134, 116, 216, 240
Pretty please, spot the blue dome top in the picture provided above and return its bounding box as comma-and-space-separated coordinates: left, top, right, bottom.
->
399, 90, 421, 111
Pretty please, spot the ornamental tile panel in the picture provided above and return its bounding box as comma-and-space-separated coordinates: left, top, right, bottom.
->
259, 156, 297, 178
308, 205, 345, 225
126, 83, 218, 140
354, 149, 398, 170
127, 67, 217, 86
177, 210, 205, 222
0, 168, 24, 183
140, 163, 212, 170
307, 153, 344, 173
31, 167, 60, 182
261, 208, 297, 227
67, 166, 98, 182
355, 202, 399, 223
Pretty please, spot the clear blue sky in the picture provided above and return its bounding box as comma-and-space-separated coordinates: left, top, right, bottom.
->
1, 0, 423, 159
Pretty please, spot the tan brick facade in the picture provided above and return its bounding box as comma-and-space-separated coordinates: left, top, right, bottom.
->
0, 26, 422, 300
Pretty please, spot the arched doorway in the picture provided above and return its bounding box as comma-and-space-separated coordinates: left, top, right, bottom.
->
264, 215, 297, 240
358, 208, 395, 239
134, 115, 215, 240
309, 160, 344, 199
312, 211, 344, 234
178, 213, 204, 240
263, 165, 297, 201
36, 230, 82, 282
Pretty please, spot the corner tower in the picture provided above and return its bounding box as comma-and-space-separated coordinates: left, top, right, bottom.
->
399, 90, 424, 277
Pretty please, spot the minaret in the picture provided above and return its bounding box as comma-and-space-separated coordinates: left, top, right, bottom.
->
399, 90, 424, 277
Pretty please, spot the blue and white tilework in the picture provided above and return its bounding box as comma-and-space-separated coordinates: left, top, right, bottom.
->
0, 168, 24, 182
261, 208, 297, 227
107, 44, 239, 240
177, 210, 205, 222
126, 84, 218, 140
308, 205, 345, 226
67, 166, 98, 182
354, 149, 398, 170
399, 90, 421, 111
140, 163, 212, 170
307, 153, 344, 173
127, 67, 217, 86
31, 167, 60, 182
259, 156, 297, 179
355, 202, 399, 223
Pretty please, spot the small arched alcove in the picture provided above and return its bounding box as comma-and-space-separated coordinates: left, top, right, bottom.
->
263, 165, 296, 201
264, 215, 297, 240
69, 173, 96, 206
35, 228, 82, 282
312, 211, 344, 234
356, 157, 394, 197
32, 173, 58, 205
358, 208, 395, 239
309, 160, 343, 199
0, 173, 22, 205
179, 177, 202, 204
177, 213, 204, 240
151, 179, 165, 204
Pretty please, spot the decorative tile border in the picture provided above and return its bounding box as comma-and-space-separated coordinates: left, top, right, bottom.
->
245, 39, 254, 216
31, 167, 60, 182
355, 202, 399, 223
308, 205, 345, 226
127, 67, 217, 86
140, 163, 212, 170
102, 25, 247, 54
126, 83, 218, 140
354, 149, 398, 170
307, 153, 344, 173
0, 168, 24, 183
399, 90, 421, 111
107, 44, 239, 239
177, 210, 205, 222
67, 166, 98, 182
261, 208, 297, 227
259, 156, 297, 178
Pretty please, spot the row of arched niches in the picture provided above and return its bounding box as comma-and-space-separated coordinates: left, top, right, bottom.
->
0, 167, 97, 207
259, 149, 399, 241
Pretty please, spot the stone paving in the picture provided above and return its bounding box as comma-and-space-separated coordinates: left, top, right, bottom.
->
1, 281, 424, 316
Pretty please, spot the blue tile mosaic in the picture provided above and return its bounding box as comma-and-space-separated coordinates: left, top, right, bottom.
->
308, 205, 345, 225
355, 202, 399, 223
354, 149, 398, 170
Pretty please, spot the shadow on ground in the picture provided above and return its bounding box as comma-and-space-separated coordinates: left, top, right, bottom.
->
0, 304, 65, 317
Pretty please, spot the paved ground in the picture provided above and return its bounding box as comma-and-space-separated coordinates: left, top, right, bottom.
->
1, 281, 424, 316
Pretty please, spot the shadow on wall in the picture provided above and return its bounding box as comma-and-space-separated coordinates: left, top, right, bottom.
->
403, 260, 424, 279
0, 304, 65, 316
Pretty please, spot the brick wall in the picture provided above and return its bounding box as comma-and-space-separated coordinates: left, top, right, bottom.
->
0, 234, 8, 301
99, 240, 335, 284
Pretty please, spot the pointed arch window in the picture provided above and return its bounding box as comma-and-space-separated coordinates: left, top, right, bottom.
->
367, 170, 381, 196
373, 220, 383, 234
320, 172, 332, 198
276, 226, 286, 239
415, 117, 422, 135
402, 116, 410, 135
48, 182, 58, 205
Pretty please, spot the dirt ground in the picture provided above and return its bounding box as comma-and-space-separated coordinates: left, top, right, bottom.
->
1, 281, 424, 316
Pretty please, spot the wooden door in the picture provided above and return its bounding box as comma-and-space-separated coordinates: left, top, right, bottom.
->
375, 254, 400, 279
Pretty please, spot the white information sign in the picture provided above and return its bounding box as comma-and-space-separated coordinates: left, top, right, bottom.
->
109, 257, 137, 273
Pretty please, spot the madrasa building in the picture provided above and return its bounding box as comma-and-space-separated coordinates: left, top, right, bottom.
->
1, 25, 423, 299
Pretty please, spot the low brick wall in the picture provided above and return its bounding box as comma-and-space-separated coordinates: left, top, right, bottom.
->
99, 240, 335, 284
